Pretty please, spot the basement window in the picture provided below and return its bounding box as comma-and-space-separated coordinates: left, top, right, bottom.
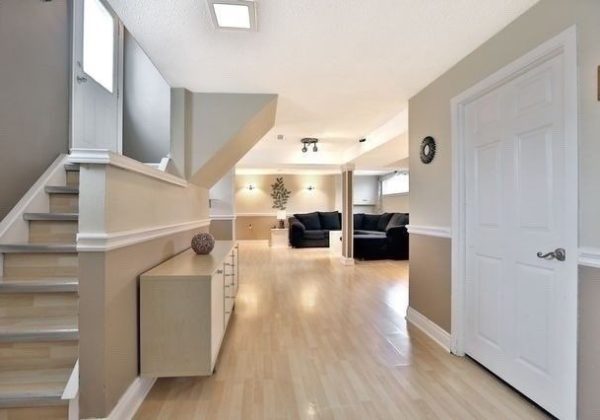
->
382, 172, 409, 195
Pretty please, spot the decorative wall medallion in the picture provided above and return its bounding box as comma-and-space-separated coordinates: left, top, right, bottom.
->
420, 136, 436, 164
191, 232, 215, 255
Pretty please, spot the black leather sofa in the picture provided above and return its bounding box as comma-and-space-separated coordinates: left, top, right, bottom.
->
288, 211, 409, 260
288, 211, 341, 248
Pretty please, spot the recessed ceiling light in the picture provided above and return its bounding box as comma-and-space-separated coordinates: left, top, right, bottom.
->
208, 0, 257, 30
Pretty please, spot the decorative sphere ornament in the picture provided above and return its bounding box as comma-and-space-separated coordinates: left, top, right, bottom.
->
191, 232, 215, 255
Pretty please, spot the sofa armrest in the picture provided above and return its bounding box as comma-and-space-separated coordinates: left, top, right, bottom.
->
288, 217, 306, 246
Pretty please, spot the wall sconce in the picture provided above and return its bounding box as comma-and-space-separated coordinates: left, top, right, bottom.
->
248, 184, 256, 191
307, 185, 315, 191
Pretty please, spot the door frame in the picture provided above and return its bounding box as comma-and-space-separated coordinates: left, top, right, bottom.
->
450, 26, 578, 418
69, 0, 124, 153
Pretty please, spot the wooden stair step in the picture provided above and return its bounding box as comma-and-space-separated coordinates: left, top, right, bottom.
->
44, 186, 78, 195
0, 244, 77, 254
0, 368, 71, 408
0, 316, 78, 343
23, 213, 78, 221
0, 279, 77, 294
0, 341, 78, 373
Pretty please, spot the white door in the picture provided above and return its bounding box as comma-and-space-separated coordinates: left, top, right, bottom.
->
72, 0, 122, 152
464, 52, 576, 418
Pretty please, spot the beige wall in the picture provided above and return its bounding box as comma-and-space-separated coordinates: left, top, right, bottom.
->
579, 267, 600, 420
210, 219, 234, 240
170, 90, 277, 187
407, 1, 600, 417
0, 0, 69, 219
83, 166, 208, 234
235, 174, 336, 215
235, 216, 276, 240
408, 235, 451, 332
235, 173, 337, 240
79, 228, 207, 417
382, 194, 409, 213
78, 164, 209, 418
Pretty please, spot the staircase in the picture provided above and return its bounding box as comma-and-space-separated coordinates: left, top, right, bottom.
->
0, 163, 79, 419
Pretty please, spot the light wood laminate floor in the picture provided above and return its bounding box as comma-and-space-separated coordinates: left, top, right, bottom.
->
135, 241, 548, 420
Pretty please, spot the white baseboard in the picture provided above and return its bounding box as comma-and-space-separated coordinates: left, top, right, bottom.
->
340, 257, 355, 265
83, 376, 156, 420
406, 306, 451, 352
102, 376, 156, 420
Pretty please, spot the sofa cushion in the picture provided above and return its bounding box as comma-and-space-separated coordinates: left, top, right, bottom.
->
353, 213, 364, 229
376, 213, 393, 231
362, 214, 380, 231
319, 211, 341, 230
294, 212, 321, 230
304, 230, 327, 240
386, 213, 409, 230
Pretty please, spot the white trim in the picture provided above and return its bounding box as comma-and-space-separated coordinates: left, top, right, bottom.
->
77, 219, 210, 252
104, 377, 155, 420
406, 307, 451, 352
63, 360, 79, 420
406, 224, 451, 239
210, 215, 237, 221
157, 156, 170, 172
0, 154, 68, 241
579, 247, 600, 269
62, 360, 79, 400
235, 212, 277, 217
69, 149, 187, 187
450, 26, 578, 420
340, 257, 355, 266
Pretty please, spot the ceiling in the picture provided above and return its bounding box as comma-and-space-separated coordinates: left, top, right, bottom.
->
109, 0, 538, 172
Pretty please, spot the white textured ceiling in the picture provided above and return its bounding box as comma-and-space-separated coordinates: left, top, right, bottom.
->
109, 0, 537, 170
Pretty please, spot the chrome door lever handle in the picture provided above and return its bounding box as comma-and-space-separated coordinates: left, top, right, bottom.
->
537, 248, 566, 261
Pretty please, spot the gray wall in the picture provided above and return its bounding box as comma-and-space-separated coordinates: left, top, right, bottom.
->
407, 0, 600, 417
122, 30, 170, 163
0, 0, 70, 219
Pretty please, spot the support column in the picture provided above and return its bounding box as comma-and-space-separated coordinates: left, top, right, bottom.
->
341, 164, 354, 265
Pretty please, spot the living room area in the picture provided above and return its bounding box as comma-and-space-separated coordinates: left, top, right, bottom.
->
227, 130, 410, 262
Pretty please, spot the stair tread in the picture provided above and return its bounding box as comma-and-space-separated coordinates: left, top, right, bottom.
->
0, 316, 78, 342
0, 368, 71, 408
45, 186, 78, 194
0, 279, 78, 294
23, 213, 78, 221
0, 244, 77, 253
64, 164, 79, 172
0, 276, 77, 284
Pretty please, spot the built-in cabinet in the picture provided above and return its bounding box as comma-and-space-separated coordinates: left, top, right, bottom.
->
140, 241, 239, 377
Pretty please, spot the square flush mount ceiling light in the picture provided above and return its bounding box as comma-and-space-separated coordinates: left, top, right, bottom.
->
208, 0, 257, 30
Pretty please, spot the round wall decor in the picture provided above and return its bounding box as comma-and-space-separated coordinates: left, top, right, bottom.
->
420, 136, 436, 164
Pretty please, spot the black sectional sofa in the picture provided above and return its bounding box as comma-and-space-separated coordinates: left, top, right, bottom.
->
288, 211, 409, 260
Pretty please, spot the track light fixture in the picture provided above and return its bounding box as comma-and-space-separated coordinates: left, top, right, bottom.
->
300, 138, 319, 153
